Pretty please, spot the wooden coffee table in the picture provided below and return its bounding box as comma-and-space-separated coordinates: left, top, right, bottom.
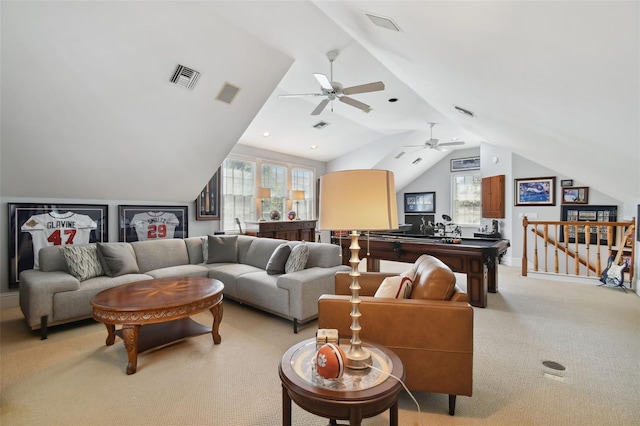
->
279, 338, 405, 426
91, 277, 224, 374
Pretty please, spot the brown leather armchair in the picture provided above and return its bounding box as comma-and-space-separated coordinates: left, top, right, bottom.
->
318, 254, 473, 415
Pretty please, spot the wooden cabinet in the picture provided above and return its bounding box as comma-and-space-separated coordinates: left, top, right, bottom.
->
245, 220, 317, 242
482, 175, 505, 218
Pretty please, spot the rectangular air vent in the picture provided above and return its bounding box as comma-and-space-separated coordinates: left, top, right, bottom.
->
454, 105, 476, 118
312, 121, 330, 130
365, 12, 401, 32
170, 65, 200, 90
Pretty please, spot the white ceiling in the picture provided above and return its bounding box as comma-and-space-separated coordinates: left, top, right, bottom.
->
1, 1, 638, 202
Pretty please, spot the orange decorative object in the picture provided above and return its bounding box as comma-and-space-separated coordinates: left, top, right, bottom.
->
314, 343, 346, 379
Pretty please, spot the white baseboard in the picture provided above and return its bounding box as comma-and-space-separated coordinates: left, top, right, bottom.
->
1, 292, 19, 309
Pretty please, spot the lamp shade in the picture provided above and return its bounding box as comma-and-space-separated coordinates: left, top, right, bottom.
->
290, 190, 305, 200
256, 187, 271, 199
319, 169, 398, 231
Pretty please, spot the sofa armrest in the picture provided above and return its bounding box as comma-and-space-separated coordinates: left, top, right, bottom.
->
335, 271, 397, 296
19, 270, 80, 328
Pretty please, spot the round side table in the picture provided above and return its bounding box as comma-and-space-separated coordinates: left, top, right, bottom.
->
279, 338, 405, 426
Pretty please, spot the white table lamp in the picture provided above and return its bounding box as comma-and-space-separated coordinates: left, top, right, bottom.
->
256, 187, 271, 221
290, 190, 305, 220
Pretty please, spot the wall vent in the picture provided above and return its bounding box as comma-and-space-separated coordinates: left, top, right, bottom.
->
170, 65, 200, 90
312, 121, 330, 130
215, 82, 241, 104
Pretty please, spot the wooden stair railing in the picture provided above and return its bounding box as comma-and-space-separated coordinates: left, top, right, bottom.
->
522, 217, 635, 282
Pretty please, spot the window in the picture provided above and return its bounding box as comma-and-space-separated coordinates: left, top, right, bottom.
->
452, 173, 481, 225
221, 156, 315, 231
291, 168, 314, 220
222, 158, 256, 231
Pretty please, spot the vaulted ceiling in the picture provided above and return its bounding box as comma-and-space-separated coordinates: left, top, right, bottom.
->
1, 1, 638, 203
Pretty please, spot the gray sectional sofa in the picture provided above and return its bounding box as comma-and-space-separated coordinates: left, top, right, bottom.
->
19, 235, 349, 338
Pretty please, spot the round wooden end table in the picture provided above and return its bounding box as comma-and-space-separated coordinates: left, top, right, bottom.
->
91, 277, 224, 375
279, 338, 405, 426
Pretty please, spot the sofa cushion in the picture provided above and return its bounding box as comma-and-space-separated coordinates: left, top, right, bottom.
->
60, 245, 103, 281
207, 235, 238, 263
374, 275, 413, 299
97, 243, 140, 277
266, 243, 291, 275
409, 255, 457, 300
285, 243, 309, 273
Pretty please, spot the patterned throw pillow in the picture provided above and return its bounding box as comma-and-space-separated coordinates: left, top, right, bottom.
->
374, 275, 413, 299
61, 245, 104, 281
266, 243, 291, 275
285, 243, 309, 273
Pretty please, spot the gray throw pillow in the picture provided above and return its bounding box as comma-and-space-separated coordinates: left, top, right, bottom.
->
207, 235, 238, 263
285, 243, 309, 274
266, 243, 291, 275
60, 245, 104, 281
96, 242, 140, 277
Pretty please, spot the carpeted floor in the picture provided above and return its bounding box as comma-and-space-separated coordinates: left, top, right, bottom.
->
1, 265, 639, 425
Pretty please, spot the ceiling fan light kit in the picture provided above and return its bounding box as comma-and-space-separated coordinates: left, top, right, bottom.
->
279, 49, 385, 115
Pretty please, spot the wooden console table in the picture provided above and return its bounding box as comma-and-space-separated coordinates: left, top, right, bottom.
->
245, 220, 316, 242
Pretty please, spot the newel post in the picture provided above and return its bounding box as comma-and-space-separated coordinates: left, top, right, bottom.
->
522, 216, 529, 276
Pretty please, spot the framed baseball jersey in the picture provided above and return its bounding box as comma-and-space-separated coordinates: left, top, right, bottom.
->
118, 205, 188, 242
8, 203, 108, 288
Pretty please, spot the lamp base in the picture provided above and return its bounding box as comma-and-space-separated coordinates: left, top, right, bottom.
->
345, 346, 372, 370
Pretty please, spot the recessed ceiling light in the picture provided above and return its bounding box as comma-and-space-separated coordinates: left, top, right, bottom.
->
262, 131, 270, 137
310, 145, 318, 150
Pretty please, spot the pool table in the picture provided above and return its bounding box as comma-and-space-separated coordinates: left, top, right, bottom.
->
334, 234, 510, 308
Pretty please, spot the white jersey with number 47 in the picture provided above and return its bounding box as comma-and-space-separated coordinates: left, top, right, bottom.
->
21, 211, 97, 268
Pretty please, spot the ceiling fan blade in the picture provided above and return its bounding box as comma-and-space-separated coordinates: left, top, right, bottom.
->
342, 81, 385, 95
404, 144, 428, 148
278, 93, 322, 98
438, 141, 465, 147
311, 99, 330, 115
313, 73, 333, 91
338, 96, 370, 112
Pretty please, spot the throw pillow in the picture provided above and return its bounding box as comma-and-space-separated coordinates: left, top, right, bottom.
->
285, 243, 309, 273
266, 243, 292, 275
207, 235, 238, 263
96, 243, 140, 277
61, 245, 104, 281
374, 275, 413, 299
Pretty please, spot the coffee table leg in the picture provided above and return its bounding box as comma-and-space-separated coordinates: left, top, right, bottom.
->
282, 384, 292, 426
121, 324, 140, 375
104, 323, 116, 346
390, 399, 399, 426
210, 303, 223, 344
349, 407, 362, 426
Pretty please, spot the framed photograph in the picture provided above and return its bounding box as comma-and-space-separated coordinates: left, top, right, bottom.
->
514, 176, 556, 206
196, 167, 221, 220
450, 156, 480, 172
404, 192, 436, 213
560, 205, 617, 244
560, 179, 573, 187
562, 186, 589, 204
8, 203, 108, 289
119, 205, 188, 242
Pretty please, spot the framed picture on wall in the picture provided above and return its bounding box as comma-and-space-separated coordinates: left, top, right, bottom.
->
196, 167, 221, 220
404, 192, 436, 213
8, 203, 108, 289
514, 176, 556, 206
562, 186, 588, 204
119, 205, 188, 242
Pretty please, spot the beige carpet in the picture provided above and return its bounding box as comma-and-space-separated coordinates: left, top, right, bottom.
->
1, 265, 639, 425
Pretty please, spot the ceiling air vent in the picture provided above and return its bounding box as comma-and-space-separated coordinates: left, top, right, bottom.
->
170, 65, 200, 90
454, 105, 476, 118
365, 12, 401, 32
312, 121, 330, 130
215, 82, 241, 104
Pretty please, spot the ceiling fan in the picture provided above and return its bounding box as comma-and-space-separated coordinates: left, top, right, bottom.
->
279, 49, 385, 115
404, 122, 465, 151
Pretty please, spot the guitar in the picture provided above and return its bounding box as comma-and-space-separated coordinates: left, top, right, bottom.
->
600, 225, 635, 286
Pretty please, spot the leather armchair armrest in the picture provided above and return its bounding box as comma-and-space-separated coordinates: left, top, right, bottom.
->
334, 271, 397, 296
